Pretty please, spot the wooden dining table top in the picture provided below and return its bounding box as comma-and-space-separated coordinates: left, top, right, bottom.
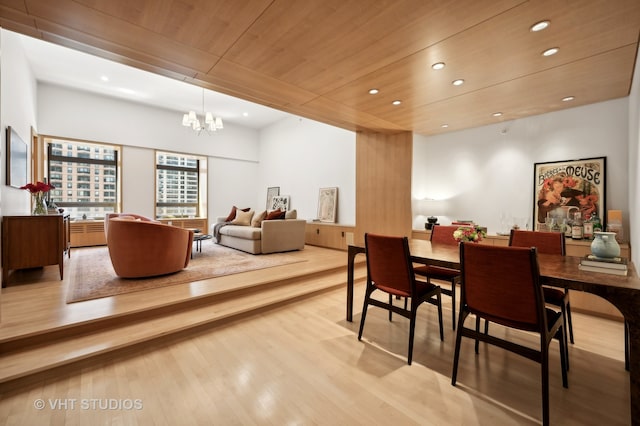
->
405, 239, 640, 294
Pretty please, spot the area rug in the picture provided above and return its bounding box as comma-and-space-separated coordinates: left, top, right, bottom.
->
66, 243, 306, 303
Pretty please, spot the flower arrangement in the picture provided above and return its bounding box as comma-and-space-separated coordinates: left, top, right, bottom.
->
20, 181, 55, 215
453, 225, 487, 243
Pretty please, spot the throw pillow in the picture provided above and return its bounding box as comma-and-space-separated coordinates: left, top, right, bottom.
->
265, 209, 285, 220
285, 209, 297, 219
225, 206, 250, 222
251, 210, 267, 227
232, 209, 254, 226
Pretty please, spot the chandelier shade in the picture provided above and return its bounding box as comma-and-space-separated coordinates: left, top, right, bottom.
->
182, 89, 223, 134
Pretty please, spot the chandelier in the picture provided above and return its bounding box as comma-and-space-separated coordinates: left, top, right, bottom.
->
181, 88, 224, 134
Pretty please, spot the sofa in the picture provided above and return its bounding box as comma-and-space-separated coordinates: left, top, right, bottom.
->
212, 208, 306, 254
106, 215, 194, 278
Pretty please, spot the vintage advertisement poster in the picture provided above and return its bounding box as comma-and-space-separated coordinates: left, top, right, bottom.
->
533, 157, 606, 231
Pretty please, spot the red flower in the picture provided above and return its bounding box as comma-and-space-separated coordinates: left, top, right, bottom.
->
20, 181, 55, 193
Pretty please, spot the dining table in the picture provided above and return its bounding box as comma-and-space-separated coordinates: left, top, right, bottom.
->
346, 239, 640, 425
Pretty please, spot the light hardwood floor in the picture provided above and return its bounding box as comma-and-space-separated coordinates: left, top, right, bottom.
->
0, 246, 631, 425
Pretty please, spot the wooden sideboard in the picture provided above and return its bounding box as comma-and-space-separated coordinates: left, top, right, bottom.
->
2, 214, 71, 287
305, 222, 355, 251
412, 229, 631, 320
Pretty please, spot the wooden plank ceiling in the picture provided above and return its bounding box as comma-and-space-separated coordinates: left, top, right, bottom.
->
0, 0, 639, 135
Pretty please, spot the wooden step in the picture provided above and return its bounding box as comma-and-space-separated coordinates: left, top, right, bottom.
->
0, 264, 368, 390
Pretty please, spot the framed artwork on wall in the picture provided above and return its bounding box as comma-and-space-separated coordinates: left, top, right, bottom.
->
6, 126, 28, 188
270, 195, 290, 211
266, 186, 280, 210
533, 157, 606, 231
317, 187, 338, 223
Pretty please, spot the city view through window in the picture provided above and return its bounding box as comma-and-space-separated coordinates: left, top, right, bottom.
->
155, 151, 202, 219
46, 138, 120, 220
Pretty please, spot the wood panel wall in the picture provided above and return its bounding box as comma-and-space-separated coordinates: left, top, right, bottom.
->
354, 131, 413, 245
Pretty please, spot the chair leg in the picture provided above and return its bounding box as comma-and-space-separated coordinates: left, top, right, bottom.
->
388, 294, 393, 321
560, 303, 570, 371
451, 310, 468, 386
436, 292, 444, 341
558, 327, 568, 388
566, 300, 574, 344
450, 279, 456, 331
541, 344, 550, 426
474, 316, 481, 354
625, 320, 630, 371
408, 301, 417, 365
358, 289, 372, 341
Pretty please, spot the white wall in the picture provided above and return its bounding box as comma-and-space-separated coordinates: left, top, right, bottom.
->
258, 116, 356, 224
413, 98, 630, 235
36, 83, 263, 220
0, 31, 38, 216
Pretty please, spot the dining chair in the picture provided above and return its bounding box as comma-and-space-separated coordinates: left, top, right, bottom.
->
508, 229, 572, 370
358, 233, 444, 365
414, 224, 461, 330
451, 242, 568, 426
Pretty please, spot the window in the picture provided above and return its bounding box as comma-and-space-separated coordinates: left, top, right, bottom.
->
155, 151, 206, 219
46, 138, 121, 220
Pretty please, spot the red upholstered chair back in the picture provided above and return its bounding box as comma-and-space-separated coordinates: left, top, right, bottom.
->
460, 242, 543, 331
509, 230, 565, 255
430, 225, 460, 245
365, 233, 413, 297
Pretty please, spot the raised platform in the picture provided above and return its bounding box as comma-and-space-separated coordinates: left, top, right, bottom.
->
0, 244, 367, 391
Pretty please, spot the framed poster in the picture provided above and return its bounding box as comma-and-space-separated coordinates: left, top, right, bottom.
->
6, 126, 28, 188
533, 157, 606, 231
266, 186, 280, 210
270, 195, 290, 211
317, 187, 338, 223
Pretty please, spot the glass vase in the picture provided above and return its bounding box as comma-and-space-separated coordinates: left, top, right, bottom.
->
32, 193, 47, 215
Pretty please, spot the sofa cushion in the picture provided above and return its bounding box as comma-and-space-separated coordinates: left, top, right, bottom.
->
232, 209, 254, 226
265, 209, 285, 220
225, 206, 250, 222
219, 225, 262, 240
285, 209, 297, 219
251, 210, 267, 227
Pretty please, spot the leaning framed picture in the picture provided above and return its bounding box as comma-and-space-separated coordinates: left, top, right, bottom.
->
317, 187, 338, 223
266, 186, 280, 210
6, 126, 28, 188
533, 157, 606, 231
270, 195, 290, 211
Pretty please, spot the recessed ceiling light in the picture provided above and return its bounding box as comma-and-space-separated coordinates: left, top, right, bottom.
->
452, 79, 464, 86
492, 112, 503, 117
441, 124, 449, 128
432, 62, 445, 70
392, 100, 402, 106
100, 75, 109, 82
562, 96, 575, 102
242, 112, 249, 117
530, 20, 550, 32
542, 47, 559, 57
368, 88, 379, 95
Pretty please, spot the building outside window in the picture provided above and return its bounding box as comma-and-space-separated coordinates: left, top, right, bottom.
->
46, 138, 120, 220
155, 151, 206, 219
